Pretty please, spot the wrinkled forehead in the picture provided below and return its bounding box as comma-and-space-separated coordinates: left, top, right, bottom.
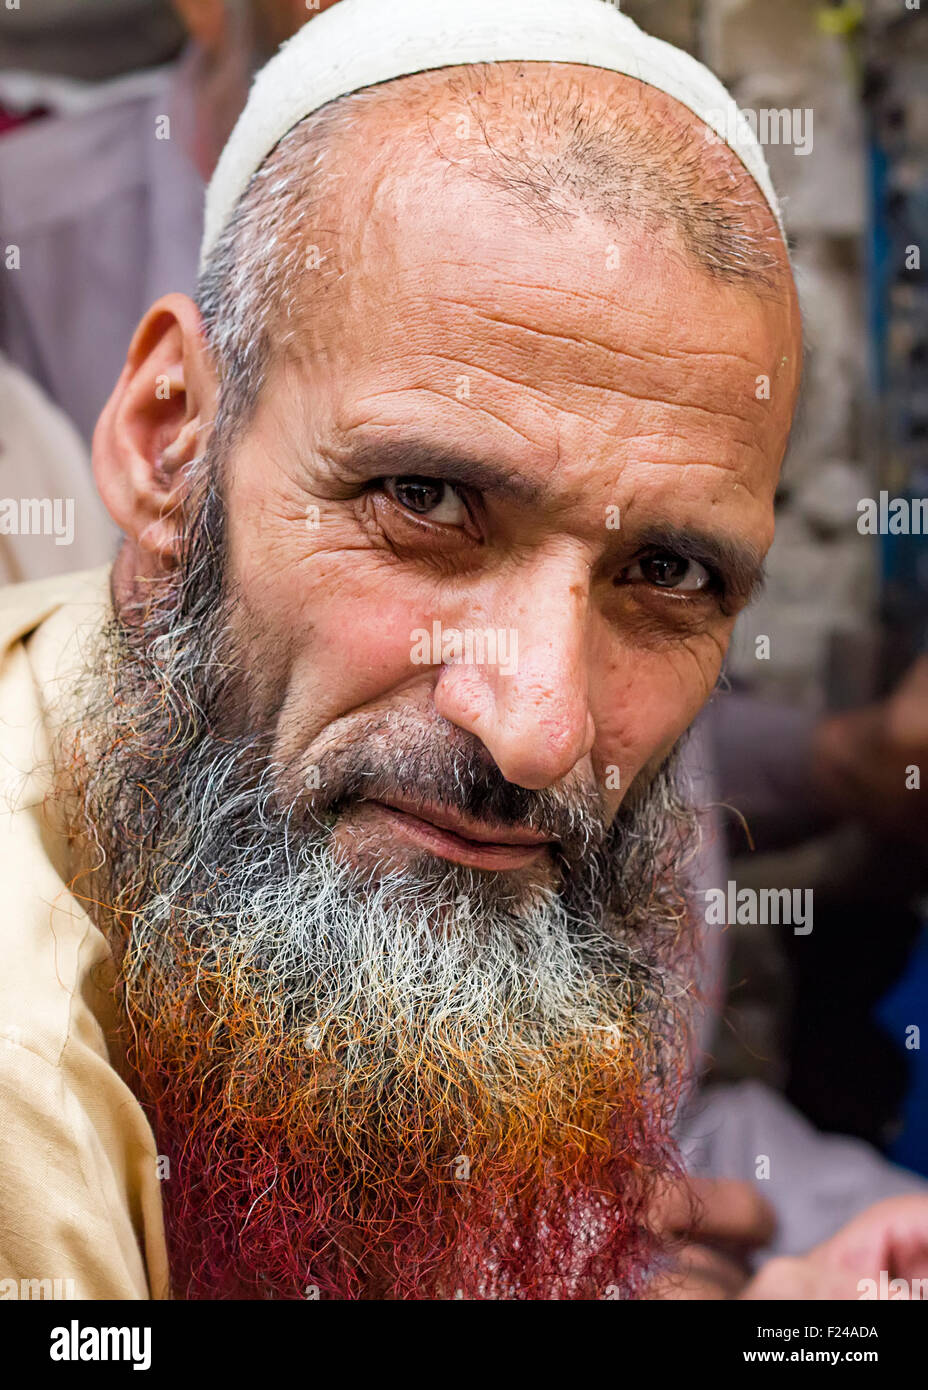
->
299, 61, 787, 239
275, 64, 797, 362
275, 63, 793, 301
199, 58, 801, 496
200, 0, 787, 264
257, 171, 800, 544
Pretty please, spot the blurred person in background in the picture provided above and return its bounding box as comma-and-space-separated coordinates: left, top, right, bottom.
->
0, 0, 184, 82
0, 1, 336, 446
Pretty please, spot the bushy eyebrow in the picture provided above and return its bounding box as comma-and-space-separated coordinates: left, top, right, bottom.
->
330, 432, 766, 602
328, 434, 544, 504
624, 522, 767, 604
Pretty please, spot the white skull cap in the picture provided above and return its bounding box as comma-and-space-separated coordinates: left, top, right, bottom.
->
200, 0, 784, 272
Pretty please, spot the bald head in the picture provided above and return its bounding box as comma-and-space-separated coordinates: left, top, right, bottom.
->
197, 62, 794, 438
378, 64, 787, 284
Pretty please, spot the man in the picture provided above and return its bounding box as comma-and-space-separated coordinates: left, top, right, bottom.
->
0, 0, 925, 1300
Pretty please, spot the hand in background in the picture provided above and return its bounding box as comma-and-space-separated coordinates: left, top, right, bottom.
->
646, 1177, 776, 1299
741, 1194, 928, 1299
813, 655, 928, 847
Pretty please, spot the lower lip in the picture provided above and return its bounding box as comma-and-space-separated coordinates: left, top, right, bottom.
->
368, 801, 551, 871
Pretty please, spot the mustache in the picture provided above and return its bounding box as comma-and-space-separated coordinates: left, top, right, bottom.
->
286, 715, 610, 860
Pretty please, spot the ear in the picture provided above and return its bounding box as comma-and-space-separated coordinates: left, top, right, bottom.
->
92, 293, 219, 579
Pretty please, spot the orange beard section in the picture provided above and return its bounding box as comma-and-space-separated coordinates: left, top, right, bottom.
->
114, 927, 685, 1300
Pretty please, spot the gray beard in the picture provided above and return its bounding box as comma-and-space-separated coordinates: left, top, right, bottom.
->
60, 463, 701, 1193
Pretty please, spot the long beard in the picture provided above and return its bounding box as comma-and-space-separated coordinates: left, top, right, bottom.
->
59, 471, 700, 1300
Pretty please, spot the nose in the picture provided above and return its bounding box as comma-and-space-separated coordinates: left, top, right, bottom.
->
432, 551, 596, 789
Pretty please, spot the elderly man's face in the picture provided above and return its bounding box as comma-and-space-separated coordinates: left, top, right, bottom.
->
218, 147, 800, 880
87, 69, 801, 1299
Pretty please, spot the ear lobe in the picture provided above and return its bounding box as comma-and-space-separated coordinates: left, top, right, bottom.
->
93, 293, 218, 571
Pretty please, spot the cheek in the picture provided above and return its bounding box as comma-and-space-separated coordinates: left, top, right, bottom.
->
591, 636, 726, 805
223, 505, 433, 747
284, 587, 423, 734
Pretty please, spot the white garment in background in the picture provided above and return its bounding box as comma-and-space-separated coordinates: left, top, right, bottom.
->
679, 1080, 928, 1262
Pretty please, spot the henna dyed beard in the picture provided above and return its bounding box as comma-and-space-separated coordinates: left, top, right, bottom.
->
60, 465, 700, 1300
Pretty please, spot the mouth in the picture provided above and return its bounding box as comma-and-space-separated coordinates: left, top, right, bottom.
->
362, 796, 556, 871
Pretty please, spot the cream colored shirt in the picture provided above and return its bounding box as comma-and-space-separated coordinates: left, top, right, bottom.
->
0, 355, 121, 586
0, 565, 168, 1300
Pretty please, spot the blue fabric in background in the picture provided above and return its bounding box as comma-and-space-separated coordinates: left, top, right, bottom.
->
876, 922, 928, 1178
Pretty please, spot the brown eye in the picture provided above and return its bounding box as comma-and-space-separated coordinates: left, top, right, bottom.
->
625, 550, 712, 592
383, 476, 469, 525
